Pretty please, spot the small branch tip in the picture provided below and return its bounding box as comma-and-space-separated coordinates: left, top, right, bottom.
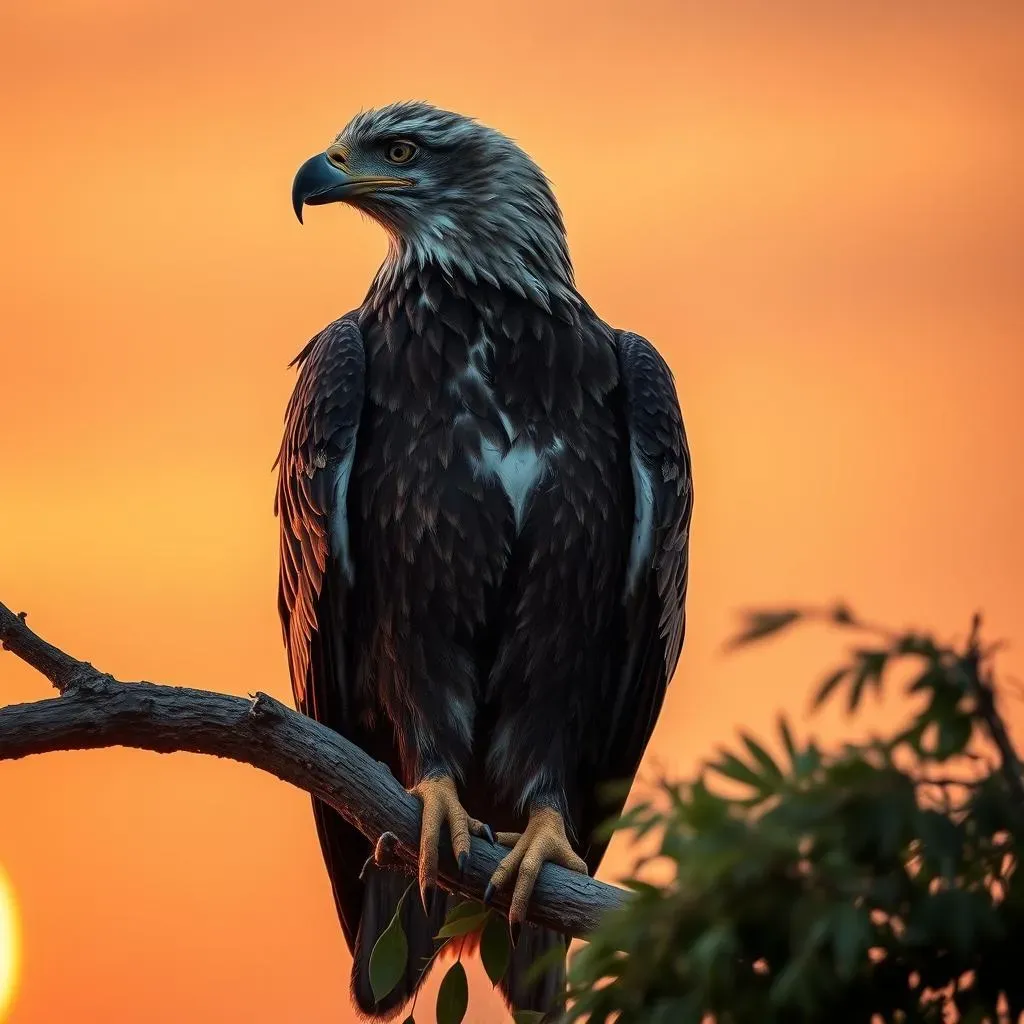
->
374, 830, 400, 866
248, 692, 277, 719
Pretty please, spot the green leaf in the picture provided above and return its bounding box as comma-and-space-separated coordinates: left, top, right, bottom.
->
402, 1017, 415, 1024
442, 899, 486, 925
710, 751, 765, 790
792, 740, 822, 778
622, 878, 664, 898
368, 908, 409, 1003
906, 662, 949, 697
778, 715, 798, 767
741, 731, 782, 779
513, 1014, 546, 1024
917, 809, 963, 880
848, 649, 888, 710
894, 631, 939, 657
728, 609, 802, 648
934, 712, 973, 759
831, 903, 871, 980
690, 922, 738, 979
480, 911, 512, 985
770, 952, 814, 1011
436, 961, 469, 1024
813, 667, 849, 709
927, 889, 984, 957
436, 906, 490, 938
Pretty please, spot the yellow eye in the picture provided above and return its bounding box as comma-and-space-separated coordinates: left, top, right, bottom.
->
384, 140, 417, 164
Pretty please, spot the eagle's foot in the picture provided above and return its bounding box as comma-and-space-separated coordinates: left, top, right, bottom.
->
409, 774, 493, 910
484, 806, 588, 929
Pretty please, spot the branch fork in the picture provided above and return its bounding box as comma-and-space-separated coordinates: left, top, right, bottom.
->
0, 599, 627, 938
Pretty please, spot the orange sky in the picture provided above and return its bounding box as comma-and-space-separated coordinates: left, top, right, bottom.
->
1, 2, 1023, 1021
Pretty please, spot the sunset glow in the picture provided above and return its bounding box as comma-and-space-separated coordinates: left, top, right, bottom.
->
2, 1, 1022, 1021
0, 867, 20, 1021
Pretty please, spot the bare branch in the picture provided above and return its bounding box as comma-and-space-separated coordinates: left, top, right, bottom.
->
0, 599, 627, 938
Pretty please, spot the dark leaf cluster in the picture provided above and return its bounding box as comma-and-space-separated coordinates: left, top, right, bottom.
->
564, 606, 1024, 1023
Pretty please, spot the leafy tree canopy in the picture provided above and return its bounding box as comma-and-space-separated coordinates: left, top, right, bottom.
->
565, 605, 1023, 1024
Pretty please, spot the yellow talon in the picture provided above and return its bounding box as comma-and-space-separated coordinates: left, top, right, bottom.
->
408, 775, 492, 909
484, 806, 588, 927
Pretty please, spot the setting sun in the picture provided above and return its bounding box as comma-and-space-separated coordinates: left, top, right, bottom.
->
0, 866, 19, 1021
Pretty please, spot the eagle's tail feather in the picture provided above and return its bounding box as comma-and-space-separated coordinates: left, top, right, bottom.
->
351, 865, 448, 1021
498, 923, 567, 1020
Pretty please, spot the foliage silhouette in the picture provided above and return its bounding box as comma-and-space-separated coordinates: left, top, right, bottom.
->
562, 604, 1023, 1023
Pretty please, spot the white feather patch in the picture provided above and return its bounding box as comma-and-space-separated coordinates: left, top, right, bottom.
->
473, 435, 564, 531
625, 440, 656, 597
452, 328, 563, 531
330, 446, 358, 584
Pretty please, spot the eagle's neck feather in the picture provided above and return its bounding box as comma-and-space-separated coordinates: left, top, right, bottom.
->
367, 189, 576, 314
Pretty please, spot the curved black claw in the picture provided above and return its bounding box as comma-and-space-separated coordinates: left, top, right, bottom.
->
458, 851, 469, 874
483, 881, 496, 905
482, 824, 496, 844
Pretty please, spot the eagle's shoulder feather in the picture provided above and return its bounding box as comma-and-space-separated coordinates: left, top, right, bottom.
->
617, 329, 692, 680
275, 312, 365, 715
579, 328, 692, 868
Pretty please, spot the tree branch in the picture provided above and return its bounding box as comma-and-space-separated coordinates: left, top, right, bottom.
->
0, 599, 628, 938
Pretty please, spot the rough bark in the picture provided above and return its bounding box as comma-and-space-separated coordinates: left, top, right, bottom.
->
0, 599, 628, 938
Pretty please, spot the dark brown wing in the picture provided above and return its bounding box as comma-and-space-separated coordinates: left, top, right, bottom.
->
581, 329, 693, 870
275, 313, 368, 947
276, 314, 363, 716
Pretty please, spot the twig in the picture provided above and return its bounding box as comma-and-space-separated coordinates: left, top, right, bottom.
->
963, 614, 1024, 819
0, 599, 627, 939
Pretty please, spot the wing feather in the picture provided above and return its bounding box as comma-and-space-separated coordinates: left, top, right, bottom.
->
275, 313, 376, 950
581, 329, 692, 869
276, 314, 364, 713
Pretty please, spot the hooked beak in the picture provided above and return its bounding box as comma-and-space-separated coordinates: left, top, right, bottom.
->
291, 151, 412, 223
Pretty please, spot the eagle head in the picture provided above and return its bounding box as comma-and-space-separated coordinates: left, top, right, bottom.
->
291, 101, 574, 303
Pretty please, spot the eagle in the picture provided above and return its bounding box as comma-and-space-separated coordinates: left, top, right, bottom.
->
278, 101, 692, 1020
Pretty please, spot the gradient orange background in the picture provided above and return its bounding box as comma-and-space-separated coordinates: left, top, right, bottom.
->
2, 2, 1023, 1021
